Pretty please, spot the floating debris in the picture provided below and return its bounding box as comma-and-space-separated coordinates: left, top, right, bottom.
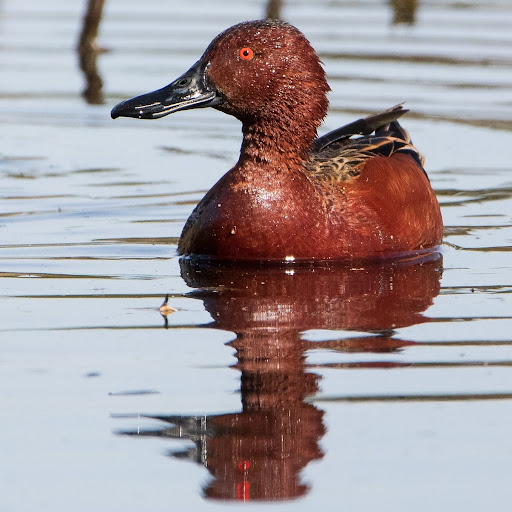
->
159, 294, 177, 315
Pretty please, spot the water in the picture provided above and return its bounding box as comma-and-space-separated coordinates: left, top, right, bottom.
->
1, 0, 512, 510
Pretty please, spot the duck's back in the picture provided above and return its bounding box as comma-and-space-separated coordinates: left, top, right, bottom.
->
299, 106, 443, 260
177, 109, 443, 262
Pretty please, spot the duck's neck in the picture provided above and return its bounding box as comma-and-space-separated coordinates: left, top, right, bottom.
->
238, 115, 317, 171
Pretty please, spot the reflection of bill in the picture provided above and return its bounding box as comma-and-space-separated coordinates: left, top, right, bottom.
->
117, 253, 442, 501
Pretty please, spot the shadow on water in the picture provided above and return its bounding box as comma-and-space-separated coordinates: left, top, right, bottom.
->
116, 252, 442, 502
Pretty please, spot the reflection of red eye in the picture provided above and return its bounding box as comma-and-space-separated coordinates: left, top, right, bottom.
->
239, 47, 254, 60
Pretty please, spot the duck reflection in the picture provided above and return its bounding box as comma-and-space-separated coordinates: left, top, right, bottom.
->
118, 253, 442, 501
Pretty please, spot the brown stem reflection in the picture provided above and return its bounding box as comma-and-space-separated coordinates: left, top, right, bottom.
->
265, 0, 283, 20
77, 0, 106, 104
390, 0, 419, 25
118, 252, 442, 502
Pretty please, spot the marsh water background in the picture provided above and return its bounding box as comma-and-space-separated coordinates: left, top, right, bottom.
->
1, 0, 512, 510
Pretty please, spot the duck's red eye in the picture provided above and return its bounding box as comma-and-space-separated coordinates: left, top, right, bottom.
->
239, 47, 254, 60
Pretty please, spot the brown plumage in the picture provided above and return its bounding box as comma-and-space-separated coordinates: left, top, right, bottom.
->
111, 20, 443, 262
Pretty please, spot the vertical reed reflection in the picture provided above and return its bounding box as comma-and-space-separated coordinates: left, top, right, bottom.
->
265, 0, 283, 20
117, 253, 442, 501
390, 0, 419, 25
77, 0, 106, 104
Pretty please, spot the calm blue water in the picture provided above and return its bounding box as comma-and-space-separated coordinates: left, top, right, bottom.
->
1, 0, 512, 510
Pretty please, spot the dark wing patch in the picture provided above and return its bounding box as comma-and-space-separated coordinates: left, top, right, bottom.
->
313, 103, 409, 152
306, 106, 426, 183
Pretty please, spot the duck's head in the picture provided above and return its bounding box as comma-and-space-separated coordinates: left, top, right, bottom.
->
111, 20, 329, 134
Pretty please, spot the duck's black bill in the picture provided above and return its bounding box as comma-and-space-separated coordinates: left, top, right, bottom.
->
111, 61, 221, 120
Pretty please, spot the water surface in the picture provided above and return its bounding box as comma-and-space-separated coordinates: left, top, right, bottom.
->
1, 0, 512, 510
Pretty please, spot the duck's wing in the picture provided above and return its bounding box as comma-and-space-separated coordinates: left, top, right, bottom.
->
307, 104, 426, 182
313, 103, 408, 152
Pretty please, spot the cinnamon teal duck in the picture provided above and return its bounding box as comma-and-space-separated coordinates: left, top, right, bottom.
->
111, 19, 443, 262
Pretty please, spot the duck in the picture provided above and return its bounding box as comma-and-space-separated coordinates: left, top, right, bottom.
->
111, 19, 443, 262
